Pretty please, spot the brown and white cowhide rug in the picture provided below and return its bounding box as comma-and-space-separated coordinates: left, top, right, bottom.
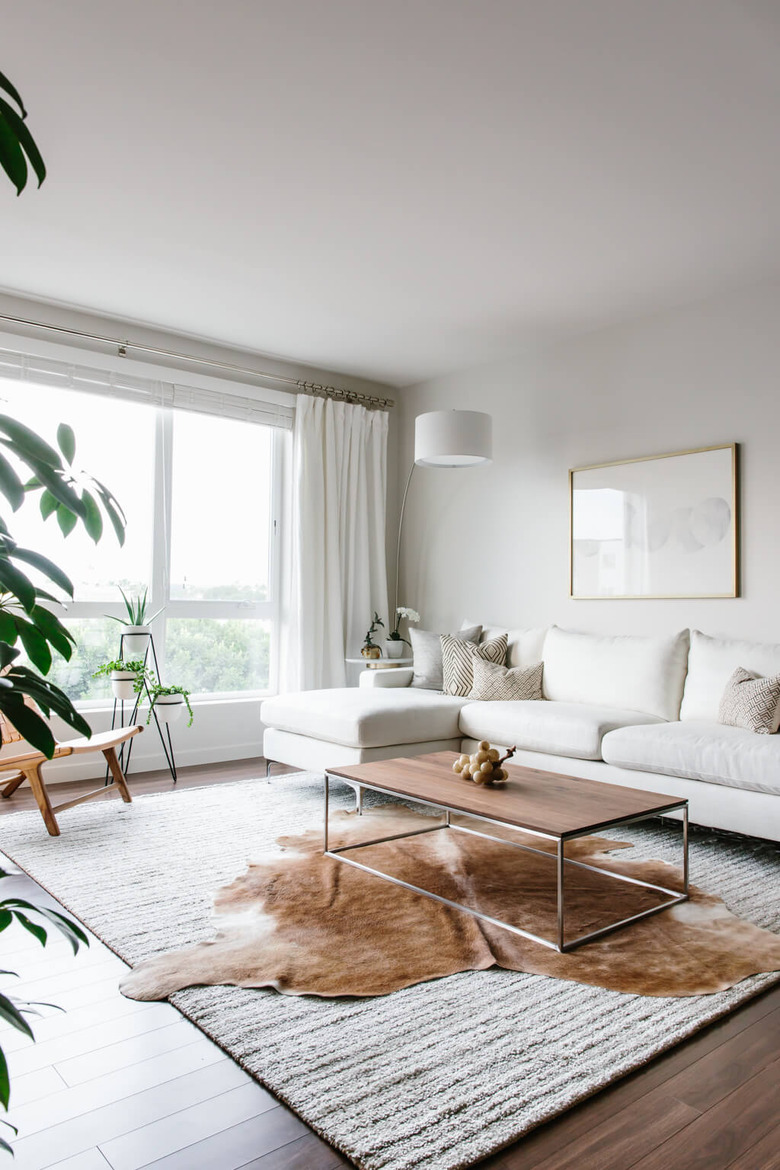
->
120, 805, 780, 1001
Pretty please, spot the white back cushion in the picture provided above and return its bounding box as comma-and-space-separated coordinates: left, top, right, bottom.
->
680, 630, 780, 722
464, 621, 548, 669
542, 627, 690, 721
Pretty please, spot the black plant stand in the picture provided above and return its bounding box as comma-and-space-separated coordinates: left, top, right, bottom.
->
105, 631, 178, 785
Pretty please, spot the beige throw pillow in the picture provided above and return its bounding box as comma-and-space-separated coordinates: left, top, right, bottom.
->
718, 666, 780, 735
469, 659, 544, 702
441, 633, 508, 697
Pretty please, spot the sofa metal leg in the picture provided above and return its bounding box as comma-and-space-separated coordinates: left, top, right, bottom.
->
265, 758, 272, 779
356, 784, 363, 816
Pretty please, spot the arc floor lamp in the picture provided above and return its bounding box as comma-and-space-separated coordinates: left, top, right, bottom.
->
394, 409, 493, 613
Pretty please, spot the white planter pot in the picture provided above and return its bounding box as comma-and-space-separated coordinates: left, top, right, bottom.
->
384, 639, 405, 659
153, 694, 186, 724
110, 671, 137, 701
122, 626, 151, 657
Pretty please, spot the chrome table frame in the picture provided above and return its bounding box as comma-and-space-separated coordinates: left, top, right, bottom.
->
323, 773, 689, 953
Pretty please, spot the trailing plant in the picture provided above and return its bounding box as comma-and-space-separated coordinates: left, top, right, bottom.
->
0, 414, 126, 756
146, 678, 194, 726
107, 586, 163, 628
92, 658, 146, 679
0, 866, 89, 1152
0, 71, 45, 196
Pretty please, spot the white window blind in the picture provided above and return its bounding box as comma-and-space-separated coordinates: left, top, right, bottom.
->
0, 349, 294, 430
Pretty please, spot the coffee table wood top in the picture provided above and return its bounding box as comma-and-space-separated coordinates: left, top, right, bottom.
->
328, 752, 685, 839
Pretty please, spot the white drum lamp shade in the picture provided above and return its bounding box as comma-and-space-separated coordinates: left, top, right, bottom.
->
414, 410, 492, 467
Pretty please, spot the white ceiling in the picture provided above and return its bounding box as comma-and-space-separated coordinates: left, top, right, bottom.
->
3, 0, 780, 386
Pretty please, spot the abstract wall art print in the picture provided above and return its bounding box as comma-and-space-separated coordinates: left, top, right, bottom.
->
570, 444, 738, 599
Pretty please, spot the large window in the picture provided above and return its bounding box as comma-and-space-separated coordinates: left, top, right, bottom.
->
0, 380, 284, 703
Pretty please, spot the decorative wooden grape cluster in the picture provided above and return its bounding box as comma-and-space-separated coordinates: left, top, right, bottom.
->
452, 742, 517, 786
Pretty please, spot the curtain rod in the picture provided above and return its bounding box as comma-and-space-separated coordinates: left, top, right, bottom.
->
0, 313, 395, 411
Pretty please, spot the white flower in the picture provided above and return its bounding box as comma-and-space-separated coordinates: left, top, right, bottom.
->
396, 607, 420, 623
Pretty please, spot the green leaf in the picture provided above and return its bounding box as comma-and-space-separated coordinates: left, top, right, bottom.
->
0, 910, 11, 931
0, 111, 27, 194
28, 906, 89, 953
30, 606, 74, 661
14, 616, 52, 674
0, 610, 16, 644
0, 991, 34, 1040
56, 423, 75, 465
12, 912, 46, 947
0, 70, 26, 116
56, 504, 78, 538
0, 415, 61, 468
0, 97, 45, 188
16, 457, 84, 517
0, 644, 19, 669
96, 488, 126, 547
0, 557, 36, 611
12, 547, 74, 597
6, 667, 91, 738
0, 694, 56, 755
0, 1042, 9, 1111
40, 489, 58, 520
80, 489, 103, 543
0, 449, 24, 511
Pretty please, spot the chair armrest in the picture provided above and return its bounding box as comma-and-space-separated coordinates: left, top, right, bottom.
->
359, 668, 414, 689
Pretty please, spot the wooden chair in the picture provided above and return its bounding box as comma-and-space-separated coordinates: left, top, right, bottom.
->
0, 725, 143, 836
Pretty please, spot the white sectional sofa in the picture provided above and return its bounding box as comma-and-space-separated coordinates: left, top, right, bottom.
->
260, 626, 780, 842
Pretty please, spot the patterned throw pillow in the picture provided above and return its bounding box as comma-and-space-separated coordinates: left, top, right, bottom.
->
469, 659, 544, 702
718, 666, 780, 735
441, 633, 508, 697
410, 624, 481, 690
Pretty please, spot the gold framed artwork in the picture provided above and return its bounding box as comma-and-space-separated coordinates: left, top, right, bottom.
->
569, 443, 739, 599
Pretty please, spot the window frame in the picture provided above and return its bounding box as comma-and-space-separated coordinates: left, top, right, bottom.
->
0, 339, 291, 709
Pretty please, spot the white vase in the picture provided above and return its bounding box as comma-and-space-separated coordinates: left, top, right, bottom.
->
384, 639, 405, 659
153, 694, 185, 724
110, 671, 137, 701
122, 625, 151, 657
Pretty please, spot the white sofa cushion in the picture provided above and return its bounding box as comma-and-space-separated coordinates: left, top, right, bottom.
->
541, 627, 690, 721
458, 700, 663, 761
260, 688, 467, 749
602, 721, 780, 797
680, 630, 780, 722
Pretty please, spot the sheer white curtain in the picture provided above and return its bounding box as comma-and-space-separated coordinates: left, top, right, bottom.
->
283, 395, 389, 691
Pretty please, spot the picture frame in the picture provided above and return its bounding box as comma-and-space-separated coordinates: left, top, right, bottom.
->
569, 443, 739, 599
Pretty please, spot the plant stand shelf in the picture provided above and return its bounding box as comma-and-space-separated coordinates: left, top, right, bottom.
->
105, 631, 178, 786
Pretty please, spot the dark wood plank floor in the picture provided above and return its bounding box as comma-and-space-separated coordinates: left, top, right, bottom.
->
1, 758, 778, 1169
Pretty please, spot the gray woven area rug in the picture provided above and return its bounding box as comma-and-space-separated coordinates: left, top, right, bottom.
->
1, 772, 779, 1170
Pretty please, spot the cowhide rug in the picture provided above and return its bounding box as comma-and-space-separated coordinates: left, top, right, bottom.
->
120, 805, 780, 1001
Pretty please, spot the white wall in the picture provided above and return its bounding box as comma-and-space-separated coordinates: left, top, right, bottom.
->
397, 283, 780, 643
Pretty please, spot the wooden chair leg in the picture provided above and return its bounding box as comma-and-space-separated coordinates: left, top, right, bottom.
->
102, 747, 132, 804
25, 764, 60, 837
1, 772, 25, 799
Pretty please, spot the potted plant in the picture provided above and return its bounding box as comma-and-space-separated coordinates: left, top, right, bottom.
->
147, 680, 194, 726
107, 587, 164, 657
361, 611, 384, 659
385, 606, 420, 658
92, 658, 146, 701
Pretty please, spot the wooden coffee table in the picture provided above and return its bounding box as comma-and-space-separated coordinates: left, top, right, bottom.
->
325, 751, 689, 952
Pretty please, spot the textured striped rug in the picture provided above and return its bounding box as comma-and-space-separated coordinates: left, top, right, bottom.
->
1, 772, 778, 1170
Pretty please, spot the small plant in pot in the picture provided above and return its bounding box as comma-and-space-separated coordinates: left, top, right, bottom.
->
385, 606, 420, 658
361, 611, 384, 659
92, 658, 146, 701
146, 679, 193, 727
107, 587, 164, 657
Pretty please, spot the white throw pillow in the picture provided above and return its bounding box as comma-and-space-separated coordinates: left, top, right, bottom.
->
681, 631, 780, 722
541, 627, 690, 722
463, 619, 548, 669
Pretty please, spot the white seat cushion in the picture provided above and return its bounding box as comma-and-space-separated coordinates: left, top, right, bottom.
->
602, 721, 780, 796
680, 630, 780, 722
541, 627, 690, 722
458, 700, 663, 761
260, 688, 467, 749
